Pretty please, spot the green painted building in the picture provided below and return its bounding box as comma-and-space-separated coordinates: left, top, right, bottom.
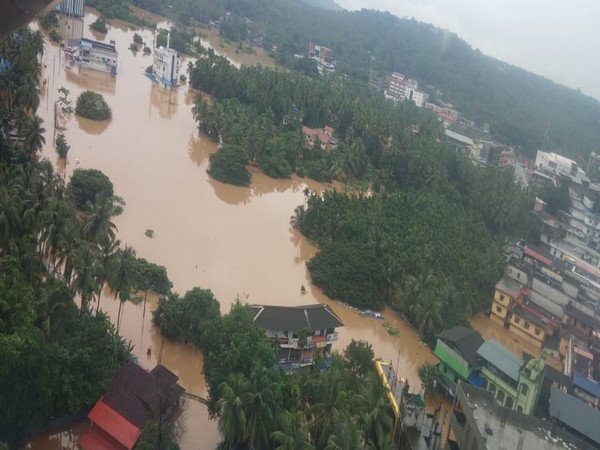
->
477, 339, 546, 415
433, 326, 485, 396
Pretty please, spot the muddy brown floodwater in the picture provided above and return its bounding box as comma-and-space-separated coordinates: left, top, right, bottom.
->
28, 11, 449, 449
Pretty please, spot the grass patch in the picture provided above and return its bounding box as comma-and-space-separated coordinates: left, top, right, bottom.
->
145, 229, 154, 238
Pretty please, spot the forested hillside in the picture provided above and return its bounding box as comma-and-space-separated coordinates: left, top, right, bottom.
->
132, 0, 600, 159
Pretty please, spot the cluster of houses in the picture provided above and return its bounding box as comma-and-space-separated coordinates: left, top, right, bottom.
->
428, 148, 600, 448
301, 125, 339, 151
433, 323, 600, 448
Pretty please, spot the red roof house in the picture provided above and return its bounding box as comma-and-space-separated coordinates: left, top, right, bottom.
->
80, 363, 184, 450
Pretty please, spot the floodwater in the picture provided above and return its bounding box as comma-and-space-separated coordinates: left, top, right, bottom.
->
30, 10, 446, 449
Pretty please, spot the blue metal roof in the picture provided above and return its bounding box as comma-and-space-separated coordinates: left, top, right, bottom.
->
573, 371, 600, 398
550, 387, 600, 445
477, 339, 523, 382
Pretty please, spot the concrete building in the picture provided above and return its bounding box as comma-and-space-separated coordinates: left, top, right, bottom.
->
384, 72, 428, 107
302, 125, 338, 151
449, 383, 588, 450
151, 32, 181, 87
55, 0, 85, 17
549, 387, 600, 448
433, 326, 485, 396
250, 304, 343, 371
477, 339, 545, 414
66, 38, 118, 74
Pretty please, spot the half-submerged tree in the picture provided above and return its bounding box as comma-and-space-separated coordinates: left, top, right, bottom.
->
75, 90, 112, 121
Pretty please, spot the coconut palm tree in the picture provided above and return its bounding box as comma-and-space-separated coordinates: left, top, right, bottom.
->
108, 246, 138, 336
271, 410, 314, 450
0, 184, 23, 251
244, 369, 275, 450
71, 242, 101, 312
306, 366, 349, 449
16, 75, 39, 114
217, 373, 250, 448
81, 194, 117, 244
352, 372, 394, 446
95, 237, 120, 313
21, 114, 45, 154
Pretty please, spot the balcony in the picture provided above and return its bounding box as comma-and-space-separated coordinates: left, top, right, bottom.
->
326, 332, 339, 342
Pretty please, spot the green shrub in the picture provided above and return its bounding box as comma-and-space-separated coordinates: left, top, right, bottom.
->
208, 145, 251, 186
75, 90, 112, 120
39, 11, 59, 30
55, 133, 69, 158
49, 30, 62, 42
90, 18, 108, 33
133, 32, 143, 44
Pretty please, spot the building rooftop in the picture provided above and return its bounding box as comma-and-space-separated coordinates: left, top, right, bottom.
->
250, 304, 344, 332
103, 362, 184, 428
495, 275, 524, 297
438, 325, 484, 368
550, 387, 600, 446
565, 302, 600, 330
444, 129, 474, 146
572, 371, 600, 398
477, 339, 523, 382
524, 243, 554, 266
456, 383, 584, 450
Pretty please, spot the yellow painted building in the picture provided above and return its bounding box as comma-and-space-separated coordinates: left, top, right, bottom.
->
508, 305, 545, 349
491, 276, 524, 325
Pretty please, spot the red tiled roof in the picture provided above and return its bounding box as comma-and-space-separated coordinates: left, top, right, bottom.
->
85, 399, 141, 450
103, 362, 183, 429
523, 246, 552, 266
436, 112, 458, 122
80, 426, 127, 450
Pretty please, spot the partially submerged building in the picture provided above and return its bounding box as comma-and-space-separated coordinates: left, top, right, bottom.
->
150, 32, 181, 87
477, 339, 546, 415
250, 303, 344, 370
80, 363, 184, 450
433, 325, 485, 396
65, 38, 118, 74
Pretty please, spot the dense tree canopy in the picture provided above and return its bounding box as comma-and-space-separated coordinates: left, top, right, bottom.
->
0, 30, 169, 448
68, 168, 114, 210
153, 291, 396, 449
176, 0, 600, 158
75, 90, 112, 121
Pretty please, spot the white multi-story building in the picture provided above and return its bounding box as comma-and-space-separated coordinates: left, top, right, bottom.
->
535, 150, 577, 178
70, 38, 117, 74
151, 32, 181, 87
384, 72, 428, 107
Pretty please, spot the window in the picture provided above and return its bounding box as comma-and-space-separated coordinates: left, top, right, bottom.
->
505, 397, 514, 409
496, 306, 503, 313
521, 384, 529, 396
499, 294, 506, 302
481, 378, 488, 389
489, 383, 496, 394
516, 405, 523, 413
497, 390, 505, 404
514, 317, 520, 324
534, 328, 541, 336
525, 322, 530, 330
